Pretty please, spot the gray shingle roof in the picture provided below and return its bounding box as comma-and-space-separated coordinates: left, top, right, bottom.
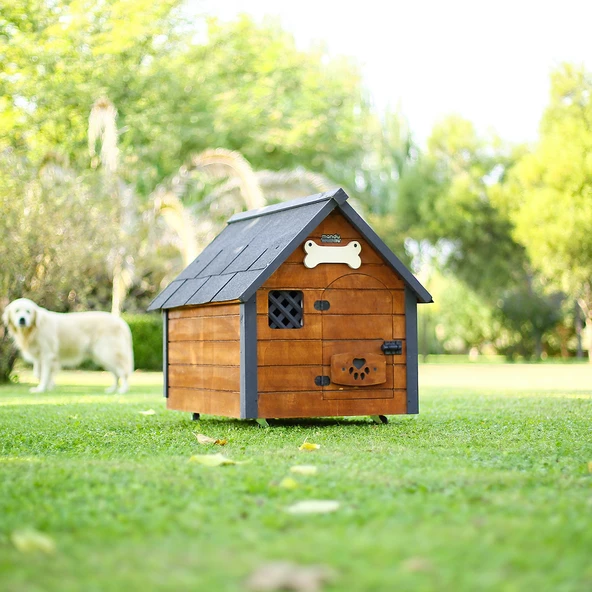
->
148, 188, 432, 311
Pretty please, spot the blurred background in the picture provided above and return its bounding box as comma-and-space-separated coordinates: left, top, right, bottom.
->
2, 0, 592, 379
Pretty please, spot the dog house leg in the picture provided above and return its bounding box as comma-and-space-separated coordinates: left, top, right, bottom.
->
255, 419, 270, 428
191, 413, 200, 421
370, 415, 388, 425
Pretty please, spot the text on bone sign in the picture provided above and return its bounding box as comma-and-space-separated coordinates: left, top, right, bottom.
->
303, 240, 362, 269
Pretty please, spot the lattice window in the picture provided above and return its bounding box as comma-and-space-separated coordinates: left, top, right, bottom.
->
268, 290, 304, 329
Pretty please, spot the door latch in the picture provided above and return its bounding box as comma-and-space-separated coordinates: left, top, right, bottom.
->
314, 300, 331, 311
381, 340, 403, 355
315, 375, 331, 387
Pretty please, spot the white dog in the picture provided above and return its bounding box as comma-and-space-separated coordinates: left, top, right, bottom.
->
2, 298, 134, 393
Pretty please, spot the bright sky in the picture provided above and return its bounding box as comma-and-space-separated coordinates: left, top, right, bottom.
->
202, 0, 592, 146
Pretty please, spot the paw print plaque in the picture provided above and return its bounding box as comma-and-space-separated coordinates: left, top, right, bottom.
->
330, 353, 386, 387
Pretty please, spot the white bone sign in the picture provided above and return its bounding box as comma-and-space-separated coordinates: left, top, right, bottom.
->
303, 240, 362, 269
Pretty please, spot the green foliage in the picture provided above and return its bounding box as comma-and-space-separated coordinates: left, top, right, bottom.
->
507, 65, 592, 318
0, 153, 116, 309
350, 110, 421, 263
0, 0, 188, 171
124, 313, 163, 371
496, 285, 563, 360
0, 370, 590, 590
400, 116, 527, 300
362, 114, 566, 360
428, 273, 499, 353
1, 3, 370, 187
0, 331, 18, 384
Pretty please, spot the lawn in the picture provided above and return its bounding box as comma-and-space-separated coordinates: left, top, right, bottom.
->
0, 365, 591, 592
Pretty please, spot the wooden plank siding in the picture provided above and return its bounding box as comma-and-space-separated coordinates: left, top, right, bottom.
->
256, 210, 408, 417
258, 391, 408, 418
167, 304, 241, 417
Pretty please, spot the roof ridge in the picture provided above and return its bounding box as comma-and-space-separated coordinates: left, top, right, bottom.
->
227, 187, 347, 224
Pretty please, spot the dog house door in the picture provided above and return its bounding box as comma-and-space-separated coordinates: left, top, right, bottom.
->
320, 274, 395, 399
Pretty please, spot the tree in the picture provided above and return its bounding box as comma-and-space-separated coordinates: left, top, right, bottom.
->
389, 116, 562, 358
349, 109, 420, 263
506, 64, 592, 360
406, 116, 528, 298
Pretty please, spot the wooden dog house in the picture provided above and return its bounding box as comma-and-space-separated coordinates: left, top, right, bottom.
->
148, 189, 432, 422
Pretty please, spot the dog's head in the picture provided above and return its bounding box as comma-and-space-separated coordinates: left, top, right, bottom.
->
2, 298, 38, 335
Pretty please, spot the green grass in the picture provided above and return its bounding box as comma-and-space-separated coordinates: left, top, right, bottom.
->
0, 367, 591, 592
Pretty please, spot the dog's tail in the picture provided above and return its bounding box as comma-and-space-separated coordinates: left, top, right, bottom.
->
125, 321, 135, 374
118, 317, 134, 375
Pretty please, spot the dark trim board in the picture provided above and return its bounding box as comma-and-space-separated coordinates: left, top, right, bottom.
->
338, 202, 433, 304
405, 286, 419, 414
240, 294, 258, 418
163, 310, 169, 398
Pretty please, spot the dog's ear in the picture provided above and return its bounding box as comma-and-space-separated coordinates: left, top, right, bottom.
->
1, 305, 16, 334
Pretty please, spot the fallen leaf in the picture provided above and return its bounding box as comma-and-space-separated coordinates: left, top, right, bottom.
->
278, 477, 299, 489
138, 409, 156, 416
246, 561, 336, 592
189, 453, 247, 466
299, 439, 320, 451
290, 465, 318, 476
285, 500, 340, 515
194, 433, 227, 446
11, 529, 56, 554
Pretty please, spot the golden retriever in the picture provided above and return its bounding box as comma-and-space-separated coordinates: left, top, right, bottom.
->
2, 298, 134, 393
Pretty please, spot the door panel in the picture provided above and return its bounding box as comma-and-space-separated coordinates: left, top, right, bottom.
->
321, 274, 394, 399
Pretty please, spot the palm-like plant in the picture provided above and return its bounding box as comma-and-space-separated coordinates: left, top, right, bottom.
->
88, 96, 135, 315
152, 148, 337, 269
88, 97, 340, 306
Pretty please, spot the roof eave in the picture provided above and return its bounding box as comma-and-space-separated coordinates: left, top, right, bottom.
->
337, 202, 433, 304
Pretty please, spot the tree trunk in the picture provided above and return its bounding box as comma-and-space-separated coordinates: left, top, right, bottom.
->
577, 295, 592, 363
534, 333, 543, 360
586, 316, 592, 363
575, 300, 583, 358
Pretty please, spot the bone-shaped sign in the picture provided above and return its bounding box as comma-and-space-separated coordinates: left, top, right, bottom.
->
303, 240, 362, 269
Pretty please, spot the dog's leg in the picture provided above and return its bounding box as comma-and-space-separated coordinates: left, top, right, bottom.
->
30, 359, 45, 393
105, 372, 119, 394
117, 373, 128, 394
30, 355, 54, 393
33, 361, 40, 381
47, 361, 59, 391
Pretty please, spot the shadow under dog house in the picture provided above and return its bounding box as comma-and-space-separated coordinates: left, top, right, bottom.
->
148, 188, 432, 422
